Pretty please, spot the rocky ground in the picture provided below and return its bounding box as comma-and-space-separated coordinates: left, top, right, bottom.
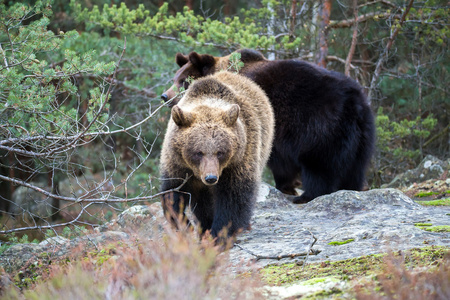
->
1, 155, 449, 299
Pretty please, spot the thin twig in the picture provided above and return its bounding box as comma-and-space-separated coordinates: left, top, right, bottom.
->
234, 242, 320, 261
0, 100, 168, 157
329, 11, 401, 29
0, 173, 190, 205
345, 0, 359, 76
0, 175, 192, 235
302, 230, 318, 270
368, 0, 415, 104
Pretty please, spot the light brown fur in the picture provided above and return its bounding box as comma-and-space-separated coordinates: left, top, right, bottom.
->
161, 71, 273, 184
159, 71, 274, 238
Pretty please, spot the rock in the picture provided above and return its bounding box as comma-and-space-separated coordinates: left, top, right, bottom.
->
8, 172, 116, 219
96, 202, 166, 235
0, 231, 129, 273
39, 236, 70, 247
264, 276, 346, 299
9, 182, 55, 219
383, 155, 449, 188
229, 186, 450, 270
58, 173, 114, 198
2, 181, 450, 294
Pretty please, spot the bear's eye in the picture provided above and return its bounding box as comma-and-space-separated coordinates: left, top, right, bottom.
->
217, 151, 224, 159
194, 151, 203, 159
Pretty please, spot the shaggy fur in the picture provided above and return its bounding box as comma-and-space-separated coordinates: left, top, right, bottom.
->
159, 71, 274, 238
162, 49, 376, 203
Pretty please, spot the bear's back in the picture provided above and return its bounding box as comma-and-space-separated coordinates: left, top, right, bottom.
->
179, 71, 271, 117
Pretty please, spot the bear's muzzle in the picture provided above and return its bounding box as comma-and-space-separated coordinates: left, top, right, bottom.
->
204, 174, 218, 185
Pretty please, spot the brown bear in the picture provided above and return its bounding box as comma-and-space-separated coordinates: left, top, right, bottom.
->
162, 49, 376, 204
159, 71, 274, 239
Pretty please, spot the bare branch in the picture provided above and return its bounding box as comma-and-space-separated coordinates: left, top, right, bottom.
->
368, 0, 415, 104
329, 11, 401, 29
360, 0, 398, 9
302, 231, 318, 270
0, 89, 167, 159
233, 243, 320, 261
0, 173, 191, 204
0, 174, 192, 235
233, 231, 320, 262
327, 55, 357, 70
345, 0, 359, 76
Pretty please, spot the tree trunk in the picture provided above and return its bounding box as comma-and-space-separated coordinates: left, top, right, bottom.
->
185, 0, 193, 10
289, 0, 298, 37
316, 0, 333, 68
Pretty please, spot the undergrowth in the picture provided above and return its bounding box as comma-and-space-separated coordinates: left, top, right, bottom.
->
261, 246, 449, 299
1, 226, 264, 299
354, 249, 450, 299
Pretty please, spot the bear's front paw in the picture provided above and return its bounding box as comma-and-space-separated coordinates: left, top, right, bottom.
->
292, 194, 313, 204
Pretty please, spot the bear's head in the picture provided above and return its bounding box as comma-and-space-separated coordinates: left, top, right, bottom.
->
161, 52, 219, 106
171, 102, 245, 186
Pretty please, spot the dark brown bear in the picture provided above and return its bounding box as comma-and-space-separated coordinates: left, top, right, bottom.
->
159, 71, 274, 239
162, 49, 376, 203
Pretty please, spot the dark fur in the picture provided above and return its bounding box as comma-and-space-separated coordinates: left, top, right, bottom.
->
163, 49, 376, 203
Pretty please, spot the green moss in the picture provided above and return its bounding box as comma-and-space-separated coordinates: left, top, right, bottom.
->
423, 225, 450, 233
414, 191, 441, 197
414, 223, 450, 233
303, 288, 343, 299
416, 198, 450, 206
260, 246, 449, 287
414, 223, 433, 227
328, 239, 354, 246
301, 276, 340, 285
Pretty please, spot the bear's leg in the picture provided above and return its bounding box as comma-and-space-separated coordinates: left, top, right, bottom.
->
339, 165, 366, 191
190, 188, 215, 234
268, 155, 301, 196
339, 158, 367, 191
293, 167, 336, 204
160, 178, 193, 228
210, 179, 256, 238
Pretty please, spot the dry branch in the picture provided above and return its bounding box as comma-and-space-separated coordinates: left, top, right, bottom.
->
345, 0, 359, 76
329, 11, 401, 29
0, 175, 192, 234
0, 173, 190, 205
368, 0, 415, 104
234, 232, 319, 261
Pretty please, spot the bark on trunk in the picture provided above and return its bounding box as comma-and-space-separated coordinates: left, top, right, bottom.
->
316, 0, 333, 68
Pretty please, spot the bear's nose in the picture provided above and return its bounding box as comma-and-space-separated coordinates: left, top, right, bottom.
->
161, 93, 168, 101
205, 175, 218, 184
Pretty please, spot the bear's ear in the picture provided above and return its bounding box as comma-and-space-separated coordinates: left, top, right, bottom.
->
176, 53, 189, 67
172, 105, 193, 127
223, 104, 240, 127
188, 52, 215, 75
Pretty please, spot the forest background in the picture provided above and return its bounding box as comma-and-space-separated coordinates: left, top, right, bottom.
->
0, 0, 448, 239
